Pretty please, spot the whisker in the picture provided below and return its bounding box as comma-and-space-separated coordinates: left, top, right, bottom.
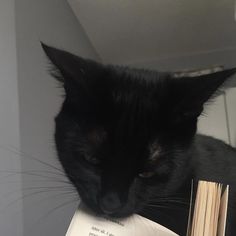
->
26, 197, 79, 235
30, 191, 79, 212
2, 189, 79, 219
140, 207, 176, 226
0, 179, 72, 185
148, 199, 189, 205
22, 169, 67, 178
145, 203, 187, 211
1, 185, 75, 199
145, 204, 173, 210
0, 170, 69, 184
0, 145, 64, 174
0, 188, 77, 211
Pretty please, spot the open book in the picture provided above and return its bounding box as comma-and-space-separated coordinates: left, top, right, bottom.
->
66, 181, 229, 236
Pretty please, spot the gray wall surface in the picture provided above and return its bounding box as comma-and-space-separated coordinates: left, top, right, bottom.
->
15, 0, 99, 235
68, 0, 236, 64
0, 1, 23, 235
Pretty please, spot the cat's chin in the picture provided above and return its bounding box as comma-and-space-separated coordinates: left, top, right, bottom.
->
101, 205, 137, 219
104, 210, 134, 219
81, 200, 135, 219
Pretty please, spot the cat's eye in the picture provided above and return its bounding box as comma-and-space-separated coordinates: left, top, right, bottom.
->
87, 128, 107, 146
139, 171, 155, 178
83, 154, 100, 165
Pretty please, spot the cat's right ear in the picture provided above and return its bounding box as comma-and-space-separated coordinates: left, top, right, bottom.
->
41, 43, 107, 106
41, 43, 102, 83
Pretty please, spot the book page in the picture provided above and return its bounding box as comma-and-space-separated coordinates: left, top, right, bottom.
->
66, 204, 179, 236
217, 186, 229, 236
186, 180, 194, 236
190, 181, 224, 236
189, 181, 229, 236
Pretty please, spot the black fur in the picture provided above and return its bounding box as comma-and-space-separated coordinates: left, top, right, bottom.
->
42, 43, 236, 235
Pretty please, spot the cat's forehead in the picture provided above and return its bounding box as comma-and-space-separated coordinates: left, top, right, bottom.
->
111, 66, 170, 81
110, 67, 172, 103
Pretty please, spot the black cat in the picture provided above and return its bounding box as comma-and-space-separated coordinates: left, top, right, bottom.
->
42, 43, 236, 235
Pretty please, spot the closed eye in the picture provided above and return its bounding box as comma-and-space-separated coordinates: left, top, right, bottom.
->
139, 171, 155, 178
81, 127, 106, 165
87, 128, 107, 147
77, 143, 100, 165
83, 152, 100, 165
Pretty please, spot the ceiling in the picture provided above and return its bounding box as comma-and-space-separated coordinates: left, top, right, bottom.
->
68, 0, 236, 65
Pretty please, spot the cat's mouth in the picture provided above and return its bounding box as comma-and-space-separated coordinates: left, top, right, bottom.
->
102, 209, 134, 219
81, 199, 135, 219
99, 210, 135, 219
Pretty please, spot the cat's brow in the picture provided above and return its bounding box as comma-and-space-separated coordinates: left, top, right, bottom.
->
149, 141, 161, 162
87, 128, 107, 146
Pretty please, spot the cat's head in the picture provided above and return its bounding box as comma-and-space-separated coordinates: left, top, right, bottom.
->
42, 43, 236, 217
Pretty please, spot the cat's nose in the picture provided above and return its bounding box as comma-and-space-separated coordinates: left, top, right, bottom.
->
99, 192, 123, 215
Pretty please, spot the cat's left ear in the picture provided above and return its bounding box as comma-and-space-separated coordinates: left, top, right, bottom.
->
173, 68, 236, 119
41, 43, 103, 84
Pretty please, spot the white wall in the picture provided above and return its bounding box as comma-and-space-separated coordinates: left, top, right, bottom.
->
198, 94, 230, 144
68, 0, 236, 65
226, 88, 236, 147
0, 1, 23, 236
15, 0, 99, 235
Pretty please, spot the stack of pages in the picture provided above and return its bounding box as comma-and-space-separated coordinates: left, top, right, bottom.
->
66, 181, 229, 236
